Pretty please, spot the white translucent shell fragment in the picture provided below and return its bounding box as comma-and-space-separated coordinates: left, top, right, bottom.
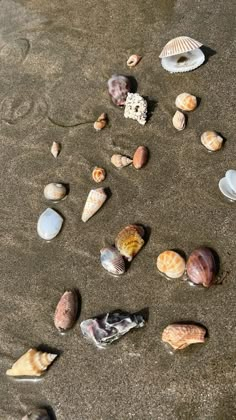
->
37, 208, 63, 240
161, 49, 205, 73
124, 93, 147, 125
225, 170, 236, 193
219, 177, 236, 201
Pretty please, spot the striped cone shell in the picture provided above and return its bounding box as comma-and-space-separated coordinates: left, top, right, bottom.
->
115, 225, 145, 262
6, 349, 57, 377
162, 324, 206, 350
157, 250, 186, 279
100, 247, 126, 275
81, 188, 107, 222
159, 36, 202, 58
186, 247, 216, 287
111, 154, 133, 168
54, 290, 79, 332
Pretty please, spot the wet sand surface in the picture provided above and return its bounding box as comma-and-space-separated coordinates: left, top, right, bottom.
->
0, 0, 236, 419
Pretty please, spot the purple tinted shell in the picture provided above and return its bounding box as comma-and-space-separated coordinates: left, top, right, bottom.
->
108, 75, 131, 106
186, 247, 216, 287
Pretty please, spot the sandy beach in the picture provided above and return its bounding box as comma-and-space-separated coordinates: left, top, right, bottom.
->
0, 0, 236, 419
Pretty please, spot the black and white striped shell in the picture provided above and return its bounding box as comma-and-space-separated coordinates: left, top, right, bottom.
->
100, 247, 126, 275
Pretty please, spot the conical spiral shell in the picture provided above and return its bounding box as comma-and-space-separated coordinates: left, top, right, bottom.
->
94, 113, 107, 131
111, 154, 133, 168
92, 167, 106, 183
127, 54, 142, 68
157, 250, 186, 279
159, 36, 202, 58
115, 225, 145, 262
81, 188, 107, 222
175, 93, 197, 111
172, 110, 186, 130
162, 324, 206, 350
50, 141, 61, 158
22, 408, 51, 420
201, 131, 223, 151
6, 349, 57, 377
54, 290, 79, 332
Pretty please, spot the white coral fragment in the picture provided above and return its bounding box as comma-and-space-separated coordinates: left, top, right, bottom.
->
124, 93, 147, 125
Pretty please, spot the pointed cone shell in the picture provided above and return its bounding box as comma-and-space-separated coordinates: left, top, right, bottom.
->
92, 167, 106, 183
157, 250, 186, 279
162, 324, 206, 350
50, 141, 61, 158
54, 290, 79, 332
6, 349, 57, 377
81, 188, 107, 222
172, 110, 186, 131
100, 247, 126, 275
111, 154, 133, 168
115, 225, 145, 262
201, 131, 223, 152
175, 93, 197, 111
133, 146, 149, 169
22, 408, 50, 420
186, 247, 216, 287
127, 54, 142, 68
159, 36, 203, 58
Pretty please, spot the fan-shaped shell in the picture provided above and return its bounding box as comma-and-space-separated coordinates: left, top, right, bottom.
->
201, 131, 223, 151
186, 247, 216, 287
172, 110, 186, 130
6, 349, 57, 377
100, 247, 126, 275
133, 146, 149, 169
159, 36, 203, 58
81, 188, 107, 222
111, 154, 133, 168
175, 93, 197, 111
44, 183, 67, 201
22, 408, 51, 420
115, 225, 145, 262
54, 290, 79, 332
50, 141, 60, 158
157, 251, 186, 279
92, 167, 106, 183
162, 324, 206, 350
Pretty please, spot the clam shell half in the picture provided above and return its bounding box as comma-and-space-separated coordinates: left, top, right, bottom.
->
159, 36, 203, 58
161, 49, 205, 73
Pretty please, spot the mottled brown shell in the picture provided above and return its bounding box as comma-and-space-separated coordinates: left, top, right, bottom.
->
186, 247, 216, 287
111, 154, 133, 168
162, 324, 206, 350
133, 146, 149, 169
54, 290, 79, 332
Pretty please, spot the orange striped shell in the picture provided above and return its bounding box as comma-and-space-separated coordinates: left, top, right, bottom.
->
115, 225, 145, 262
156, 250, 186, 279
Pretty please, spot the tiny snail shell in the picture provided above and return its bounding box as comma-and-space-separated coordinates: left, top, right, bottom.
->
186, 247, 216, 287
157, 250, 186, 279
175, 93, 197, 111
44, 183, 67, 201
50, 141, 61, 158
94, 113, 107, 131
127, 54, 142, 68
133, 146, 149, 169
172, 110, 186, 131
100, 247, 126, 275
92, 167, 106, 183
111, 154, 133, 168
162, 324, 206, 350
201, 131, 223, 152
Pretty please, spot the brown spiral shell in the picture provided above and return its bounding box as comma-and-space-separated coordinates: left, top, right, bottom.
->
92, 167, 106, 183
186, 247, 216, 287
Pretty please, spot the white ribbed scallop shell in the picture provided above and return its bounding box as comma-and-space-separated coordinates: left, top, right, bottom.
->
159, 36, 203, 58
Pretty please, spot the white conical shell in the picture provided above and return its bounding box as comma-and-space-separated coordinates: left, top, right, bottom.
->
6, 349, 57, 377
172, 110, 186, 130
161, 49, 205, 73
159, 36, 203, 58
226, 170, 236, 193
111, 154, 133, 168
50, 141, 61, 158
81, 188, 107, 222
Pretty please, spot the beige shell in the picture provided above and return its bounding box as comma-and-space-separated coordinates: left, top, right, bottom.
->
44, 183, 67, 201
94, 113, 107, 131
50, 141, 61, 158
81, 188, 107, 222
115, 224, 145, 262
92, 167, 106, 183
157, 250, 186, 279
111, 154, 133, 168
159, 36, 202, 58
172, 110, 186, 131
175, 93, 197, 111
127, 54, 142, 68
6, 348, 57, 377
162, 324, 206, 350
201, 131, 223, 152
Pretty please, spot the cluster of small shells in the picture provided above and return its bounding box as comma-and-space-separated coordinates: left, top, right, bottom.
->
172, 92, 197, 131
111, 145, 149, 170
